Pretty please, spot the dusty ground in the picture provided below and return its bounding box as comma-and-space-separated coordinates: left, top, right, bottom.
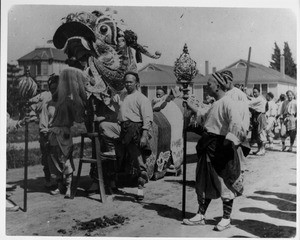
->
5, 140, 297, 238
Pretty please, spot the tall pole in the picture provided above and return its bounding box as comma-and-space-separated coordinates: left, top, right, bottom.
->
182, 107, 187, 219
174, 44, 198, 219
244, 47, 252, 87
23, 103, 29, 212
17, 67, 37, 212
181, 83, 189, 219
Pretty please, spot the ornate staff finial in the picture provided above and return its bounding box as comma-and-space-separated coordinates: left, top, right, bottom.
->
183, 43, 189, 54
174, 43, 198, 99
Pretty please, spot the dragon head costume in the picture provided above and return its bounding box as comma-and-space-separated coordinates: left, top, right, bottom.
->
52, 8, 161, 94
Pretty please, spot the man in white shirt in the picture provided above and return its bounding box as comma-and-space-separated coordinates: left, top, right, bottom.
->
248, 87, 267, 155
265, 92, 278, 149
183, 71, 246, 231
279, 90, 297, 152
115, 72, 153, 201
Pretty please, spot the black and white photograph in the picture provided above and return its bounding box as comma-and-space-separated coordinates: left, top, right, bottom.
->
2, 0, 298, 238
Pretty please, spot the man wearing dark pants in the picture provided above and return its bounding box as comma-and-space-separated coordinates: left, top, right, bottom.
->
115, 71, 153, 201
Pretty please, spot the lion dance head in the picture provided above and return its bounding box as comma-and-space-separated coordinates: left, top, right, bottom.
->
52, 8, 161, 94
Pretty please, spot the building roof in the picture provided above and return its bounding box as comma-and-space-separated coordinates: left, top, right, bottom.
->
221, 59, 297, 85
139, 63, 177, 86
139, 60, 297, 86
18, 47, 67, 62
139, 63, 205, 86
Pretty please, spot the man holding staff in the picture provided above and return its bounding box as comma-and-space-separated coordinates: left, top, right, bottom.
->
183, 70, 246, 231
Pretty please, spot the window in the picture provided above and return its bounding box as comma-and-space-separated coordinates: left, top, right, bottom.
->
262, 84, 268, 97
156, 86, 168, 95
254, 84, 260, 92
41, 62, 48, 75
36, 62, 41, 75
203, 85, 209, 101
141, 86, 148, 97
253, 84, 268, 97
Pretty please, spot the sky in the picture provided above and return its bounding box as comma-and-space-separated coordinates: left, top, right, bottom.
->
3, 0, 298, 75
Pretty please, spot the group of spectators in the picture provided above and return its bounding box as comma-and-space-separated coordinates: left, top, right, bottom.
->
247, 88, 297, 155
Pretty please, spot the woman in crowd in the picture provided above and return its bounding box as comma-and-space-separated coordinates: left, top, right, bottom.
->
48, 67, 87, 198
279, 90, 297, 152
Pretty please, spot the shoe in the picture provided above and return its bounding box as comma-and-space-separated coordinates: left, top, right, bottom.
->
64, 187, 71, 199
214, 218, 231, 231
251, 149, 259, 155
287, 147, 293, 152
256, 150, 265, 156
50, 188, 60, 195
6, 184, 17, 190
282, 145, 287, 152
6, 200, 19, 212
268, 143, 274, 150
183, 214, 206, 225
136, 188, 144, 202
102, 150, 115, 156
6, 205, 20, 212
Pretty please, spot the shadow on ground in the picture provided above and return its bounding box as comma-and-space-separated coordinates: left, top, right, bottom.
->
8, 177, 56, 194
140, 202, 216, 224
164, 179, 195, 188
240, 207, 296, 222
233, 219, 296, 238
254, 190, 296, 202
247, 196, 296, 212
241, 190, 296, 222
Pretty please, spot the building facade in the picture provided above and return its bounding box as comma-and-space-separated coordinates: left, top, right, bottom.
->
17, 47, 68, 91
138, 58, 297, 101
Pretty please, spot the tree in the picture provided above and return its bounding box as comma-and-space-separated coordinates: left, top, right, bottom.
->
283, 42, 297, 79
269, 42, 281, 71
269, 42, 297, 79
7, 63, 23, 117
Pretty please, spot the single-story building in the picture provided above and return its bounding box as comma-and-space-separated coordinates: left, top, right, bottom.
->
138, 57, 296, 101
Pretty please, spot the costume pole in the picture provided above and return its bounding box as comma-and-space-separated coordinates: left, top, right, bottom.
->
244, 47, 252, 88
23, 103, 29, 212
17, 67, 37, 212
174, 43, 198, 219
182, 102, 187, 219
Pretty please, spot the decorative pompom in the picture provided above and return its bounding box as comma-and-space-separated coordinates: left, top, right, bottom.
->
18, 76, 38, 99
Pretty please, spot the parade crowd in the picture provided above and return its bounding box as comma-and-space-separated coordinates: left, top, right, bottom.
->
6, 67, 297, 232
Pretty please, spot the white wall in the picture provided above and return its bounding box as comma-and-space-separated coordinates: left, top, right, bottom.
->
193, 84, 203, 100
268, 83, 278, 100
277, 83, 297, 97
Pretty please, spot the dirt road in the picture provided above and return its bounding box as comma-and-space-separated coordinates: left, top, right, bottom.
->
5, 141, 297, 238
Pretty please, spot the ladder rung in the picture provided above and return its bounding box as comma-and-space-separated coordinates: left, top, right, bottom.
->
81, 132, 99, 138
99, 154, 117, 160
80, 157, 97, 163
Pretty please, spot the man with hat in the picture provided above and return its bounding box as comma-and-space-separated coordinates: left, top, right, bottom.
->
183, 70, 246, 231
